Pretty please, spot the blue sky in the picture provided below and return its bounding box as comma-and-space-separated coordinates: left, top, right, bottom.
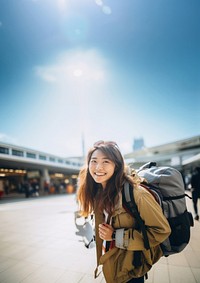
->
0, 0, 200, 157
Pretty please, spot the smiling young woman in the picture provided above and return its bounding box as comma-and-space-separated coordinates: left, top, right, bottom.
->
77, 141, 171, 283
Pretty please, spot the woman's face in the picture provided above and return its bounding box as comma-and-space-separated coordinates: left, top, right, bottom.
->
89, 149, 115, 189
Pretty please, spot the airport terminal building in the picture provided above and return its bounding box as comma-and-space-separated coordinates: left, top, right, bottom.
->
0, 142, 83, 198
124, 135, 200, 169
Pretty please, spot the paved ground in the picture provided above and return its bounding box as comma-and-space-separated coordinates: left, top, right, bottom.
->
0, 193, 200, 283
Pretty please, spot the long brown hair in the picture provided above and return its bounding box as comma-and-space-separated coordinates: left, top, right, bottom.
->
77, 141, 125, 217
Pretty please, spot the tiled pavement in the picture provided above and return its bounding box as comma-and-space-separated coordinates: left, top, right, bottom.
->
0, 193, 200, 283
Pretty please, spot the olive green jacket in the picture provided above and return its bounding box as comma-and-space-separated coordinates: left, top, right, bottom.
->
94, 183, 171, 283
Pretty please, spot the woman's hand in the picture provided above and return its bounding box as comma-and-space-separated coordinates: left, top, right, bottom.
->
99, 223, 114, 241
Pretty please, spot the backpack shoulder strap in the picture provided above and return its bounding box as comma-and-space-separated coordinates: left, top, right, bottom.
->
122, 182, 150, 250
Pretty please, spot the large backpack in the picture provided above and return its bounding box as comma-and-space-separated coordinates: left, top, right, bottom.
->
122, 162, 194, 256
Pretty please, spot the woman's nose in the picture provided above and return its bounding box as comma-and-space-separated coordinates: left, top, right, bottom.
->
96, 163, 103, 170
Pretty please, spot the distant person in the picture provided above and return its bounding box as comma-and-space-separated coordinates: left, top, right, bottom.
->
44, 180, 49, 194
77, 140, 171, 283
32, 179, 39, 197
24, 180, 31, 198
4, 180, 9, 195
191, 167, 200, 221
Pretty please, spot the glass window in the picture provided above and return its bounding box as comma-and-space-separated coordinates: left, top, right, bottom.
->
0, 147, 9, 154
39, 155, 46, 160
12, 149, 24, 157
26, 152, 36, 159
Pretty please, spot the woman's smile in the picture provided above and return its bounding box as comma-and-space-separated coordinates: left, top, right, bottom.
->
95, 172, 106, 176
